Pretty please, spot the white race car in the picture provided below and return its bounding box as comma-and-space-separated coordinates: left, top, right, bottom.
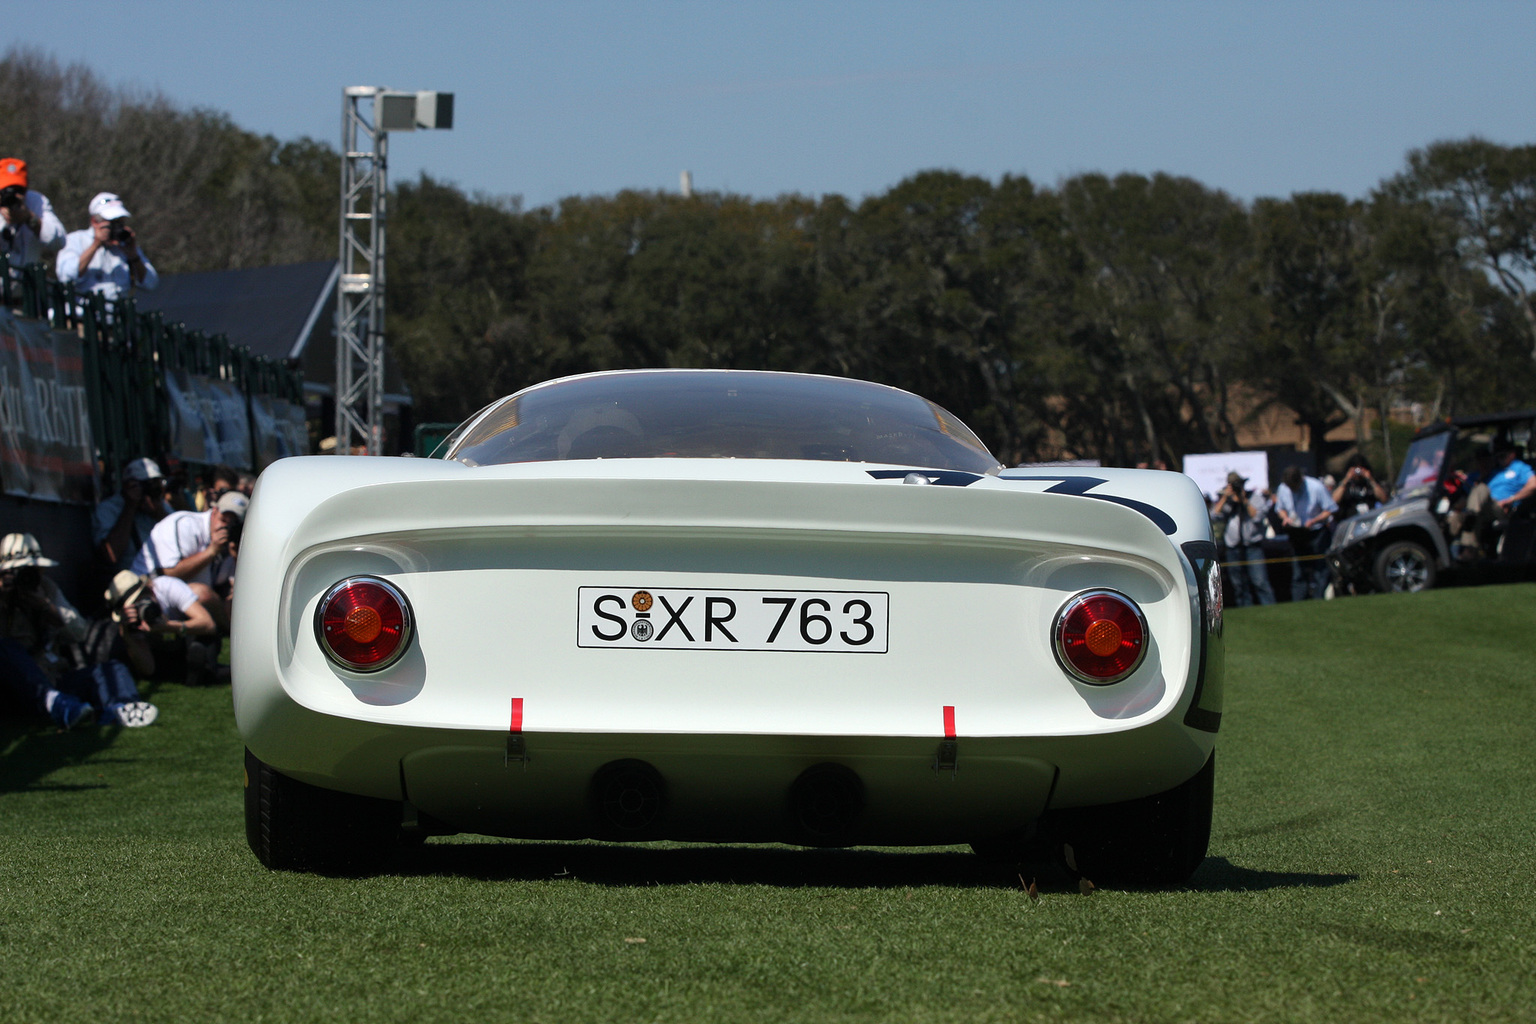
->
235, 370, 1223, 884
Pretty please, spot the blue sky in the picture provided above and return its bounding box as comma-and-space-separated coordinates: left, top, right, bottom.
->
11, 1, 1535, 210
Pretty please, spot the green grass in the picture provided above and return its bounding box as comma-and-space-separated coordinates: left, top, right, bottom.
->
3, 585, 1535, 1023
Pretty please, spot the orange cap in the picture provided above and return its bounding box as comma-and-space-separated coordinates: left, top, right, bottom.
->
0, 158, 26, 190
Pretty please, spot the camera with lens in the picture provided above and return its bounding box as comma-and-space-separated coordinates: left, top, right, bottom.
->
0, 185, 23, 247
134, 597, 162, 626
108, 221, 133, 244
0, 565, 41, 596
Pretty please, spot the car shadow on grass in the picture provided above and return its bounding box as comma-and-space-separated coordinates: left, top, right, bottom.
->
400, 840, 1031, 889
390, 842, 1356, 893
1185, 856, 1357, 893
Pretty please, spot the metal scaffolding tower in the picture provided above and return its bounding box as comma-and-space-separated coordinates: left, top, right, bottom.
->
335, 87, 452, 455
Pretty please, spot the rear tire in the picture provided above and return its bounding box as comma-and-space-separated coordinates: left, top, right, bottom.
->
244, 748, 401, 874
1051, 753, 1214, 887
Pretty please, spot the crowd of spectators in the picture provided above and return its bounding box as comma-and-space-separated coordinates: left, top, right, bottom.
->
1211, 460, 1374, 606
1210, 442, 1536, 605
0, 154, 155, 305
1, 458, 249, 732
2, 154, 181, 731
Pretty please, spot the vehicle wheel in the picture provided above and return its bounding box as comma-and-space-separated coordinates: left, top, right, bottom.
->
1050, 753, 1214, 887
1373, 540, 1437, 593
244, 748, 401, 874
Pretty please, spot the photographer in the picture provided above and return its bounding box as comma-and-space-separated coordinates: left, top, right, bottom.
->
1211, 472, 1276, 607
131, 491, 246, 632
93, 457, 175, 574
1332, 454, 1388, 519
104, 570, 218, 685
0, 534, 156, 729
56, 191, 158, 300
0, 158, 66, 269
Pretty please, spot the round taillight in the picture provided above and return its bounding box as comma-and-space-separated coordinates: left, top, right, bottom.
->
1053, 590, 1147, 684
315, 576, 413, 672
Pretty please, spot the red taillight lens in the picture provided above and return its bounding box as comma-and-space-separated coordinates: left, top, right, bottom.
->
315, 577, 413, 672
1053, 590, 1147, 684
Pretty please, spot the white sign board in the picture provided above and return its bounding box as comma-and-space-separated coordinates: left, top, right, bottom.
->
1183, 450, 1271, 502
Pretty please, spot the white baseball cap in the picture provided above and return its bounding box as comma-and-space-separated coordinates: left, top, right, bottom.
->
89, 192, 132, 221
123, 457, 163, 482
215, 491, 249, 521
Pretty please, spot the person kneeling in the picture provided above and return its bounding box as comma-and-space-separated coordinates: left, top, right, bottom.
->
105, 570, 220, 686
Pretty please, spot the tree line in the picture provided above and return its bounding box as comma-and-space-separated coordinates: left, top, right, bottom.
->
7, 47, 1534, 467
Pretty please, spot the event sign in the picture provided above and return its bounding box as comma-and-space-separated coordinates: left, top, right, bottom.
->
1182, 450, 1272, 503
0, 311, 96, 503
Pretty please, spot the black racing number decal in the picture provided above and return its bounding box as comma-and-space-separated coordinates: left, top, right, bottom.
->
1003, 475, 1178, 535
840, 599, 875, 646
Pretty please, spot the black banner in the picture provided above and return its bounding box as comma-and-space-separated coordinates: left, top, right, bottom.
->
0, 311, 96, 504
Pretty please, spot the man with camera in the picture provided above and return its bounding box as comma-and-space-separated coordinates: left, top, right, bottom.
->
0, 534, 157, 729
131, 490, 246, 631
0, 158, 66, 270
93, 457, 175, 574
104, 569, 218, 685
56, 191, 158, 300
1211, 471, 1277, 607
1332, 454, 1389, 520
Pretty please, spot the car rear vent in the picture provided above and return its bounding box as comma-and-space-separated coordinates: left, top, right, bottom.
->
590, 760, 666, 837
789, 763, 864, 845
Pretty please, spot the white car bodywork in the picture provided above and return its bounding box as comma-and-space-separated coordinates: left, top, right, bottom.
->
235, 371, 1222, 877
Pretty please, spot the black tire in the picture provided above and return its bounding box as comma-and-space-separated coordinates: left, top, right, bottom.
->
1373, 540, 1437, 593
1050, 752, 1214, 888
244, 748, 402, 874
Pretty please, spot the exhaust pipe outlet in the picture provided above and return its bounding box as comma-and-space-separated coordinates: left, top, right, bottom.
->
591, 759, 666, 837
789, 763, 864, 845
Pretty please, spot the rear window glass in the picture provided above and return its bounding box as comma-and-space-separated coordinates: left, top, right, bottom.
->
440, 371, 1001, 474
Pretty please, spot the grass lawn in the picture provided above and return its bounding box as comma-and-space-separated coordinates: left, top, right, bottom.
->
2, 584, 1534, 1023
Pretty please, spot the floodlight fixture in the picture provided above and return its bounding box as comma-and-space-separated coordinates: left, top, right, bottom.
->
376, 90, 454, 132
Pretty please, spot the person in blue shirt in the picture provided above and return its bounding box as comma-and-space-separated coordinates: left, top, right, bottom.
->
1276, 465, 1338, 601
1461, 444, 1536, 555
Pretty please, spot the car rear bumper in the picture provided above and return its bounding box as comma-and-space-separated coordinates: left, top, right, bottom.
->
243, 709, 1212, 847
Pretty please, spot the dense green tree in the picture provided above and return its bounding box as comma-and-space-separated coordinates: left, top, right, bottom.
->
818, 171, 1074, 463
10, 43, 1536, 467
387, 176, 535, 422
1246, 192, 1368, 451
1389, 138, 1536, 360
1059, 172, 1250, 462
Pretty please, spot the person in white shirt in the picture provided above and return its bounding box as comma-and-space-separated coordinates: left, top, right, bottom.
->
106, 569, 220, 686
131, 491, 247, 629
0, 157, 66, 269
56, 191, 158, 300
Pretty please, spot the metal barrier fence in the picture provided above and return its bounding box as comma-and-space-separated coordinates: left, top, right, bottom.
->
1, 260, 306, 501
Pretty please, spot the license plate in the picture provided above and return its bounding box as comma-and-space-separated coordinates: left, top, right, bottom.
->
577, 587, 889, 653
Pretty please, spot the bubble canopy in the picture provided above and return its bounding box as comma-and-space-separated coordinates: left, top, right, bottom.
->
439, 370, 1002, 474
